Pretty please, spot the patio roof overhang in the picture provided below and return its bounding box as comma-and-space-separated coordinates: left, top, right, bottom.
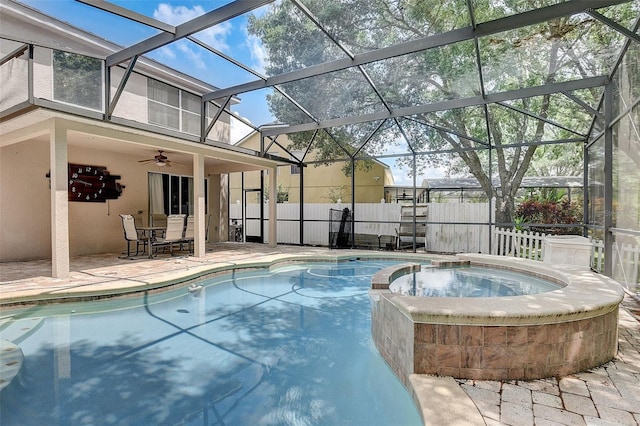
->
0, 108, 290, 174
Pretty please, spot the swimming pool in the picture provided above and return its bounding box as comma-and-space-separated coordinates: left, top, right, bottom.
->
0, 260, 422, 425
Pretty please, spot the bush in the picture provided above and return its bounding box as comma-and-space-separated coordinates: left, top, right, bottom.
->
515, 199, 583, 235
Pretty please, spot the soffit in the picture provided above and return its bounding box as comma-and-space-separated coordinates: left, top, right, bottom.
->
0, 108, 280, 172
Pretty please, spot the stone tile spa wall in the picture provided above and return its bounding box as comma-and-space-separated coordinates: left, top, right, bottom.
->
370, 255, 625, 383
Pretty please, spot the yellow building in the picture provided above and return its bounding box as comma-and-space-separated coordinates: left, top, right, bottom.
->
229, 132, 394, 204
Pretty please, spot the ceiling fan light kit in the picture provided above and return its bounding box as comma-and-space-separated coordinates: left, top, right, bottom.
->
139, 150, 171, 167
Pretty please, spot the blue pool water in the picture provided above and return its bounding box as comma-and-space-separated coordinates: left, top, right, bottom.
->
0, 260, 421, 425
390, 266, 563, 297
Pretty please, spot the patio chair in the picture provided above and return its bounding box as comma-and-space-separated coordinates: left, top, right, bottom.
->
180, 215, 212, 251
180, 216, 195, 253
205, 214, 211, 242
150, 213, 167, 237
150, 214, 185, 256
119, 214, 147, 258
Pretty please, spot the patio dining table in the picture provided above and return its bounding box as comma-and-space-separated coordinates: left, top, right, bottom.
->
138, 226, 166, 258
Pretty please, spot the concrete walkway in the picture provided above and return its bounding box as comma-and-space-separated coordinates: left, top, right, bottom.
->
1, 243, 639, 425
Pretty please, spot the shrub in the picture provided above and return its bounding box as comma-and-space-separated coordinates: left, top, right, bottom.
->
515, 199, 583, 235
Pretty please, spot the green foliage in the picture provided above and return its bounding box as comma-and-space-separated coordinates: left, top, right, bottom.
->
325, 186, 348, 203
514, 215, 525, 231
524, 187, 567, 203
527, 144, 584, 177
515, 199, 583, 235
263, 184, 290, 203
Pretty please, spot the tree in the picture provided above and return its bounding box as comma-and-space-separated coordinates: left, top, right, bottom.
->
248, 0, 631, 225
325, 185, 348, 203
263, 183, 290, 203
52, 50, 102, 110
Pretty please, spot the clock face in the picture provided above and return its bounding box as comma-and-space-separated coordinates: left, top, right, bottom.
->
67, 164, 124, 202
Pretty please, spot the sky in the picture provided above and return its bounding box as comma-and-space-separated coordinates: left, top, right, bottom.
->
18, 0, 442, 185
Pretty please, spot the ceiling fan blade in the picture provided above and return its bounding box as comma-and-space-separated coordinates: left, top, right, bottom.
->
139, 150, 175, 166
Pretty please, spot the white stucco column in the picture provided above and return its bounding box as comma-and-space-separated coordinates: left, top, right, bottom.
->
269, 166, 277, 248
50, 119, 69, 278
193, 153, 206, 258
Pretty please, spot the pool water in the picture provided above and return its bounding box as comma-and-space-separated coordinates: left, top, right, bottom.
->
0, 260, 421, 426
390, 266, 563, 297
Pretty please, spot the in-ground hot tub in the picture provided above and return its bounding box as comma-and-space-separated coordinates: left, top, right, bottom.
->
369, 254, 625, 383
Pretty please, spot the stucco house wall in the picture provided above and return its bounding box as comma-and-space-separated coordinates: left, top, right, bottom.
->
110, 67, 148, 124
0, 139, 51, 261
230, 132, 391, 204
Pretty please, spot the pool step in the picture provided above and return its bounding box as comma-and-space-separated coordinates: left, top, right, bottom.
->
0, 317, 44, 344
0, 340, 24, 392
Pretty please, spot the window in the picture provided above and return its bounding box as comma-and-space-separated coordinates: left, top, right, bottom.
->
148, 79, 180, 130
149, 172, 208, 217
182, 91, 201, 135
52, 50, 102, 110
290, 151, 304, 175
148, 79, 203, 135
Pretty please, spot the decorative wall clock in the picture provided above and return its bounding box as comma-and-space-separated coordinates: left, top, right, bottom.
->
45, 164, 124, 202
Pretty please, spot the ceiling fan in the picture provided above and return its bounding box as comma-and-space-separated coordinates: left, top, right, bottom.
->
138, 150, 171, 167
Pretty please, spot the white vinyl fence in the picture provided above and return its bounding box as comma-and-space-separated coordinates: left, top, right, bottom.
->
426, 203, 491, 254
493, 228, 545, 260
229, 202, 491, 253
493, 227, 639, 290
228, 204, 638, 290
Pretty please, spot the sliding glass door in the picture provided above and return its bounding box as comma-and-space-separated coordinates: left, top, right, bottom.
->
148, 172, 207, 224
